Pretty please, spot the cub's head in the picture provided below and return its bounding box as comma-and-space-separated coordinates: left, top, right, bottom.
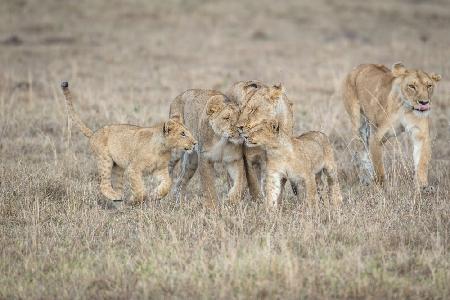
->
392, 63, 441, 116
235, 82, 286, 142
244, 119, 280, 148
163, 119, 197, 152
205, 94, 241, 144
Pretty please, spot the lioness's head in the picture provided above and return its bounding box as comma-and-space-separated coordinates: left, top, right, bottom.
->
163, 119, 197, 152
392, 63, 441, 116
205, 94, 242, 144
244, 119, 280, 148
235, 82, 286, 142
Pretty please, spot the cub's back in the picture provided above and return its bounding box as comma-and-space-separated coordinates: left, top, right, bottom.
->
294, 131, 331, 165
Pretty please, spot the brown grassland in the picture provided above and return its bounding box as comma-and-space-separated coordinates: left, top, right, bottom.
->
0, 0, 449, 298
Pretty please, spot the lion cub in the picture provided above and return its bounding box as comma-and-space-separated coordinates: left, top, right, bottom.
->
61, 81, 196, 206
244, 119, 343, 209
169, 89, 244, 208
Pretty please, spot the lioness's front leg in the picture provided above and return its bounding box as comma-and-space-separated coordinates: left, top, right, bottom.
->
198, 157, 219, 209
127, 166, 146, 205
244, 147, 263, 200
411, 127, 431, 189
264, 170, 283, 209
225, 159, 245, 204
151, 168, 172, 201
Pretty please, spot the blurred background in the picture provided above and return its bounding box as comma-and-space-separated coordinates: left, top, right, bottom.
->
1, 1, 449, 298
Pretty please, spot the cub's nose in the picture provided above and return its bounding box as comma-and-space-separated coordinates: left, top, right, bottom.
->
418, 100, 429, 105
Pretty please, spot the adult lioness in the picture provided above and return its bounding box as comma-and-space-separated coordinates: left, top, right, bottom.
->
61, 82, 197, 206
244, 119, 342, 210
227, 80, 294, 200
169, 89, 244, 208
342, 63, 441, 190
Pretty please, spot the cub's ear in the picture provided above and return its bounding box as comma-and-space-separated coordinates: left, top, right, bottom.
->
244, 82, 259, 90
206, 95, 224, 116
430, 73, 441, 82
268, 119, 279, 134
163, 119, 177, 135
392, 62, 408, 77
269, 83, 284, 102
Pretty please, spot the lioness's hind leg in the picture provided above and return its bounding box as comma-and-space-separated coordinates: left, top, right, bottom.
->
97, 154, 121, 201
357, 116, 375, 184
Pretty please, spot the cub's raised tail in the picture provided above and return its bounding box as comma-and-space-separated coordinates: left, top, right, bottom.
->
61, 81, 93, 138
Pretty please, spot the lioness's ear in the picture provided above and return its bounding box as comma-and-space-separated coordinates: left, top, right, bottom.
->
163, 119, 176, 135
206, 96, 224, 115
268, 119, 279, 134
392, 62, 408, 77
269, 83, 284, 102
431, 73, 441, 82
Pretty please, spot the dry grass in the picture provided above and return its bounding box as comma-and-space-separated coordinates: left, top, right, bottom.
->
1, 0, 449, 298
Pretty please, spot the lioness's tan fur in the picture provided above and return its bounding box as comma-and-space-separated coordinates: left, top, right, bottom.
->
61, 82, 196, 206
245, 119, 342, 209
169, 89, 244, 208
342, 63, 441, 189
227, 80, 294, 200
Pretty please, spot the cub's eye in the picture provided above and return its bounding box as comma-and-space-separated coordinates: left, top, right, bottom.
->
408, 84, 416, 90
181, 132, 186, 137
427, 84, 433, 89
224, 115, 230, 120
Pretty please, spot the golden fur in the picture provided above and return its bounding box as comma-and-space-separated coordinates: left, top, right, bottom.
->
227, 80, 294, 200
342, 63, 441, 190
61, 82, 197, 206
245, 119, 342, 209
169, 89, 244, 208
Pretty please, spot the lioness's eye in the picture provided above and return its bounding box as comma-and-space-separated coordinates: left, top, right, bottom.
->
427, 84, 433, 89
181, 132, 186, 137
408, 84, 416, 90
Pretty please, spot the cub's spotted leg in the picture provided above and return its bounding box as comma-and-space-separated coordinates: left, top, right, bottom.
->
151, 168, 172, 201
264, 171, 283, 209
323, 163, 343, 208
198, 158, 219, 209
112, 164, 125, 198
126, 165, 146, 205
97, 154, 122, 201
225, 159, 245, 205
303, 174, 319, 211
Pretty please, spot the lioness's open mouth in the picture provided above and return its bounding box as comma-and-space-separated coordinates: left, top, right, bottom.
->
414, 103, 430, 112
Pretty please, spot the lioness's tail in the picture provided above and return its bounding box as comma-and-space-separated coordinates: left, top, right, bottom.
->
61, 81, 93, 138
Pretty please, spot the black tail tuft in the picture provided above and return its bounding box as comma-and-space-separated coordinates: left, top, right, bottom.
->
61, 81, 69, 89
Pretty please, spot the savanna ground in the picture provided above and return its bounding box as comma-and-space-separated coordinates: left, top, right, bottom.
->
1, 0, 449, 298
